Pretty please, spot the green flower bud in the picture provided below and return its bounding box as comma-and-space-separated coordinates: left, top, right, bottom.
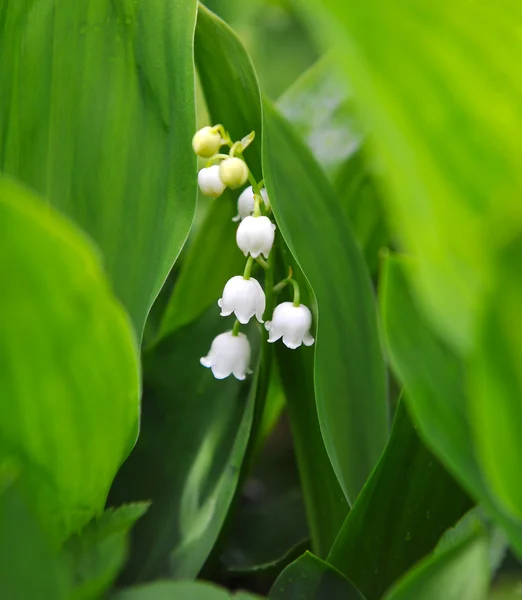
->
192, 126, 222, 158
219, 157, 249, 189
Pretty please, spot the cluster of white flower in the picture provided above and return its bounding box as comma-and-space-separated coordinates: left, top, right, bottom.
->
192, 124, 315, 380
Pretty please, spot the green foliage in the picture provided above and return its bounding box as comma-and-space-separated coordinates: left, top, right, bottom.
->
468, 237, 522, 521
1, 1, 522, 598
301, 0, 522, 353
109, 310, 260, 582
270, 552, 365, 600
0, 176, 139, 541
383, 533, 489, 600
262, 100, 389, 503
64, 503, 149, 600
327, 402, 472, 600
0, 483, 69, 600
0, 0, 198, 333
157, 198, 244, 340
114, 581, 263, 599
380, 254, 522, 553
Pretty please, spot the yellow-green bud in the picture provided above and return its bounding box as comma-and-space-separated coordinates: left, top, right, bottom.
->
192, 126, 222, 158
219, 157, 248, 189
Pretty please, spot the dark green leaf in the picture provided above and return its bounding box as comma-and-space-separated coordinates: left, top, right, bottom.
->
383, 533, 489, 600
379, 253, 522, 554
300, 0, 522, 351
263, 100, 389, 503
109, 309, 260, 582
269, 552, 365, 600
113, 581, 262, 600
0, 1, 198, 333
0, 484, 69, 600
64, 503, 149, 600
223, 489, 308, 572
0, 176, 139, 541
328, 401, 472, 600
157, 197, 244, 340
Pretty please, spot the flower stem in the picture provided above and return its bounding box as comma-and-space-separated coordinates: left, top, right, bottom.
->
273, 273, 301, 306
255, 257, 269, 270
290, 278, 301, 306
263, 247, 275, 323
231, 319, 241, 337
243, 256, 254, 279
205, 153, 230, 167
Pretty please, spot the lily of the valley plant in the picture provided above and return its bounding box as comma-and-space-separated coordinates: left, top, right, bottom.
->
194, 124, 315, 380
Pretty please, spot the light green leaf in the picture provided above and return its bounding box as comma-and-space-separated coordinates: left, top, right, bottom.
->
269, 552, 365, 600
383, 534, 489, 600
64, 503, 149, 600
263, 100, 389, 503
113, 581, 262, 600
0, 176, 139, 541
109, 309, 259, 582
300, 0, 522, 351
0, 483, 69, 600
379, 253, 522, 554
278, 55, 364, 180
0, 0, 198, 334
328, 401, 472, 600
468, 237, 522, 520
157, 196, 244, 341
278, 58, 389, 275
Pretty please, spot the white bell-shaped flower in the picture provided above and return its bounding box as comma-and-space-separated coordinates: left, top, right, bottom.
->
265, 302, 315, 350
236, 215, 276, 259
218, 275, 265, 324
233, 186, 270, 222
200, 331, 251, 380
198, 165, 226, 198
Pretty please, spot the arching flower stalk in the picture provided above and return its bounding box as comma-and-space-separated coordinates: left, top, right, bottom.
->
192, 124, 315, 380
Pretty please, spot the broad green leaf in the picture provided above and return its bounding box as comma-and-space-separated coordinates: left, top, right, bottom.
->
0, 176, 139, 541
333, 150, 389, 275
0, 483, 69, 600
263, 100, 388, 503
114, 581, 262, 600
64, 503, 149, 600
468, 237, 522, 520
195, 3, 262, 180
271, 245, 347, 559
278, 55, 364, 179
383, 534, 489, 600
328, 402, 472, 600
278, 343, 348, 558
109, 309, 260, 582
269, 552, 365, 600
379, 254, 522, 554
157, 197, 244, 341
0, 0, 198, 334
300, 0, 522, 351
278, 59, 388, 275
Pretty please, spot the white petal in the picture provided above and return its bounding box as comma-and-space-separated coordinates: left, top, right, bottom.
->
303, 332, 315, 346
282, 334, 302, 350
200, 356, 213, 368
